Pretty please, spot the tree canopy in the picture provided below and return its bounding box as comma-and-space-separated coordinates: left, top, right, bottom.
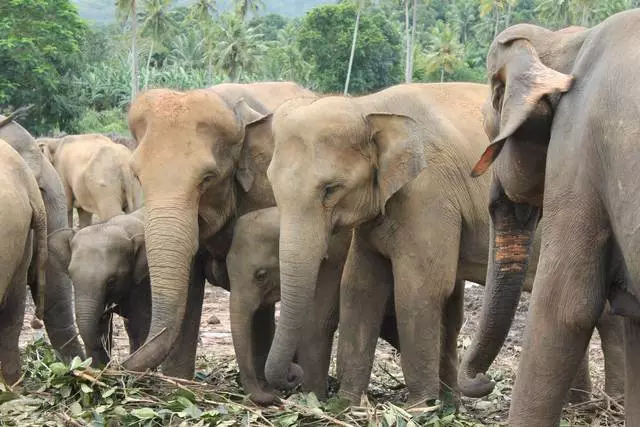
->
2, 0, 640, 135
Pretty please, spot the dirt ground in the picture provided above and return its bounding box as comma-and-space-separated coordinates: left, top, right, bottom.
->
19, 281, 613, 425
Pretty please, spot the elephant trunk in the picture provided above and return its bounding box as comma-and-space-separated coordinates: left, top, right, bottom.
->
458, 190, 539, 398
122, 201, 198, 372
75, 292, 109, 367
265, 217, 326, 390
230, 294, 276, 405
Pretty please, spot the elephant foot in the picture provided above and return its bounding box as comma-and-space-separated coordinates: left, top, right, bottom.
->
248, 388, 279, 406
405, 391, 441, 411
207, 314, 221, 325
337, 389, 364, 406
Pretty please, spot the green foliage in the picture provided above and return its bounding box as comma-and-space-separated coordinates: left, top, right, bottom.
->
298, 2, 402, 94
73, 108, 130, 134
0, 0, 88, 133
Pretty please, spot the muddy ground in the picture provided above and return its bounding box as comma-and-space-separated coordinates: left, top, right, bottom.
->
19, 281, 615, 425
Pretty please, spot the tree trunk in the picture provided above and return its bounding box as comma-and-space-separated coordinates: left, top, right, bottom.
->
440, 66, 444, 82
344, 8, 360, 95
144, 39, 154, 90
404, 0, 410, 83
131, 0, 138, 100
493, 6, 500, 39
408, 0, 418, 83
504, 1, 512, 29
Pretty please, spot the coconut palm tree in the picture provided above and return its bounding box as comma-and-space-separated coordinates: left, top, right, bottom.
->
423, 20, 464, 82
234, 0, 264, 21
214, 13, 266, 82
140, 0, 175, 89
344, 0, 370, 95
115, 0, 139, 100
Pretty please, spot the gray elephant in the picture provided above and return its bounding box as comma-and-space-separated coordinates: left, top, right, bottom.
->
121, 82, 315, 379
0, 115, 84, 361
38, 133, 143, 228
0, 137, 48, 384
263, 81, 625, 408
227, 207, 400, 404
48, 209, 149, 366
466, 11, 640, 425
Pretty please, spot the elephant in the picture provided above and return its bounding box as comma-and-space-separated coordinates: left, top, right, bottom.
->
0, 115, 84, 361
226, 206, 400, 404
263, 82, 625, 408
0, 137, 48, 385
103, 132, 138, 151
38, 133, 143, 228
48, 209, 149, 367
121, 82, 315, 379
466, 10, 640, 425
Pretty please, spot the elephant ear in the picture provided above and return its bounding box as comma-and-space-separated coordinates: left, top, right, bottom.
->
367, 112, 426, 215
131, 233, 148, 283
233, 98, 273, 193
471, 37, 574, 177
48, 228, 75, 271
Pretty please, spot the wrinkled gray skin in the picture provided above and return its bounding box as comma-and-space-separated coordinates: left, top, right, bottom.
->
123, 82, 315, 378
466, 11, 640, 425
0, 117, 84, 361
48, 209, 149, 366
226, 207, 399, 405
0, 137, 48, 385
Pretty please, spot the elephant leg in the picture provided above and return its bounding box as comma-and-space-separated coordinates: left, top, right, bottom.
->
596, 306, 625, 397
0, 278, 27, 386
252, 304, 275, 383
568, 353, 592, 403
336, 230, 393, 403
161, 252, 206, 379
299, 264, 340, 399
77, 207, 92, 228
508, 208, 606, 426
624, 318, 640, 425
440, 279, 464, 399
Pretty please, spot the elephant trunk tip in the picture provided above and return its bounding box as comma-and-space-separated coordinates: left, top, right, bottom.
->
457, 364, 496, 398
265, 359, 304, 391
121, 326, 169, 372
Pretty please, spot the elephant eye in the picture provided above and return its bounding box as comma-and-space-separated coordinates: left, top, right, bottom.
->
323, 183, 343, 201
106, 277, 117, 286
254, 269, 268, 282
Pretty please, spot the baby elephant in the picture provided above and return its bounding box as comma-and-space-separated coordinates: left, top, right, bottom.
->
226, 207, 399, 405
48, 209, 149, 366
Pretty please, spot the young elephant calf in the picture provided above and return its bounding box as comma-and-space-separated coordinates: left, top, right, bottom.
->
48, 209, 149, 366
0, 138, 48, 384
226, 207, 399, 405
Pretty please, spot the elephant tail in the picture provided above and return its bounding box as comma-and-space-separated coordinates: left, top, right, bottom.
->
28, 178, 48, 321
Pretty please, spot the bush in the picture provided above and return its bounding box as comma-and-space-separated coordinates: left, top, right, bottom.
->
73, 108, 130, 135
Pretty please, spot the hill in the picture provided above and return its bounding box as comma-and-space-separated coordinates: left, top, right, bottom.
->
71, 0, 335, 25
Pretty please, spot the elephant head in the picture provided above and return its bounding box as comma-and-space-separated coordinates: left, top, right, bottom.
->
458, 25, 585, 397
49, 213, 147, 366
122, 87, 274, 372
264, 96, 424, 390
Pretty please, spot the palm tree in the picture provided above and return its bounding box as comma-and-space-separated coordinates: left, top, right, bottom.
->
115, 0, 139, 100
187, 0, 217, 84
423, 21, 464, 82
140, 0, 175, 89
344, 0, 369, 95
215, 13, 266, 82
234, 0, 264, 21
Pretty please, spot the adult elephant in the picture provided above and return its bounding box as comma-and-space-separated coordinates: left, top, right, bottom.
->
0, 115, 85, 361
467, 11, 640, 425
122, 82, 314, 378
263, 83, 624, 406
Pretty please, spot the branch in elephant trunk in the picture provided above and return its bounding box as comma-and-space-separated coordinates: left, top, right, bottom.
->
0, 105, 34, 130
458, 184, 539, 398
122, 327, 167, 364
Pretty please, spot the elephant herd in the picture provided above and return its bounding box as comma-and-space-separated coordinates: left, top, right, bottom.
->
1, 10, 640, 426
